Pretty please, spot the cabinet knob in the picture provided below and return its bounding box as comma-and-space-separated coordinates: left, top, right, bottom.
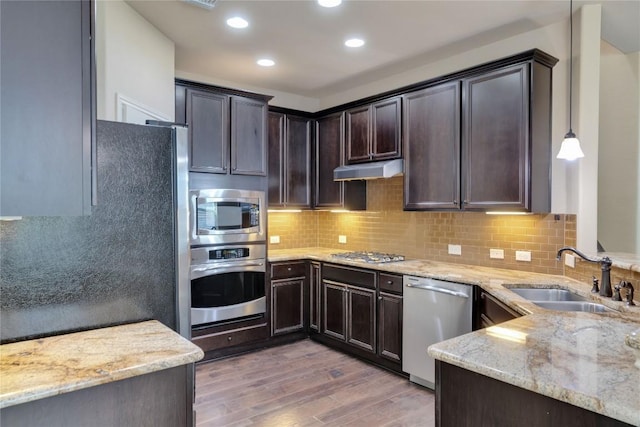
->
227, 336, 232, 341
386, 280, 393, 285
378, 296, 383, 300
453, 200, 458, 205
287, 267, 292, 271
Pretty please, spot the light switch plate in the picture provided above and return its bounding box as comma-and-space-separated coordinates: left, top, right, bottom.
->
448, 244, 462, 256
489, 248, 504, 259
269, 235, 280, 244
338, 235, 347, 244
564, 253, 576, 268
515, 250, 532, 262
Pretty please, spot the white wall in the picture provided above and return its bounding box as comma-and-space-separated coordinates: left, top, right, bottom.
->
598, 45, 640, 253
96, 0, 175, 123
175, 70, 321, 113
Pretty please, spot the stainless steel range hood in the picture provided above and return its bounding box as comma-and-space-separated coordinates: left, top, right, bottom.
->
333, 159, 403, 181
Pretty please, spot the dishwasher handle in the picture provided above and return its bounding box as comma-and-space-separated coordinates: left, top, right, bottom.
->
406, 282, 471, 299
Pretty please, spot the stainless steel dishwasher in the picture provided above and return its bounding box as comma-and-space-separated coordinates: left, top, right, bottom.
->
402, 275, 473, 389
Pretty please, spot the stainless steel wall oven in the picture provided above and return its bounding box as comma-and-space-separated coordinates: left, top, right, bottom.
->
190, 244, 266, 326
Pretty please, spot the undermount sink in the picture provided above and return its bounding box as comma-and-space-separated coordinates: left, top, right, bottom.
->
533, 301, 613, 313
509, 288, 588, 302
509, 287, 615, 313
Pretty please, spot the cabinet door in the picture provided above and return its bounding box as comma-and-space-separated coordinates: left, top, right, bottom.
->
230, 96, 268, 176
187, 89, 228, 174
378, 292, 402, 362
1, 0, 94, 216
323, 280, 347, 341
403, 83, 460, 210
268, 112, 285, 206
271, 278, 305, 336
347, 285, 376, 353
371, 97, 402, 160
309, 262, 321, 332
345, 106, 371, 163
462, 64, 529, 210
315, 112, 344, 207
285, 115, 312, 207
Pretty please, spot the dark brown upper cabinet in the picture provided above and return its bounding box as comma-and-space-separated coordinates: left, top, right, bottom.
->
346, 97, 402, 164
403, 51, 556, 212
268, 112, 312, 208
1, 0, 94, 216
176, 80, 269, 176
315, 112, 366, 210
403, 82, 461, 210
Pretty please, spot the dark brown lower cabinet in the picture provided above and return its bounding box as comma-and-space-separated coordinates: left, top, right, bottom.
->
322, 279, 376, 353
378, 291, 402, 363
436, 361, 632, 427
318, 264, 403, 373
271, 278, 305, 335
309, 261, 321, 332
476, 289, 521, 329
346, 285, 376, 352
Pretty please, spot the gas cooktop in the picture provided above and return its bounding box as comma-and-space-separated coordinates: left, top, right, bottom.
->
331, 251, 405, 264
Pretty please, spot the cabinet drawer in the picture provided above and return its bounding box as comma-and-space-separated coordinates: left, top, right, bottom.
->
192, 324, 269, 353
271, 261, 307, 279
323, 264, 376, 289
479, 291, 520, 326
379, 273, 403, 294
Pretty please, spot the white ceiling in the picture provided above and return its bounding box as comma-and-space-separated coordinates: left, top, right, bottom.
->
126, 0, 640, 99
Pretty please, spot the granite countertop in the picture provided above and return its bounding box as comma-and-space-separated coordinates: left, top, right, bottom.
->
0, 320, 204, 409
269, 247, 640, 425
428, 314, 640, 426
268, 247, 639, 317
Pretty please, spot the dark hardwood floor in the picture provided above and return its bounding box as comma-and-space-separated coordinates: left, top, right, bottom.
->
195, 339, 435, 426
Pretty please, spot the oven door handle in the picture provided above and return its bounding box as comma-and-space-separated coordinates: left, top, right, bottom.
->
190, 262, 265, 278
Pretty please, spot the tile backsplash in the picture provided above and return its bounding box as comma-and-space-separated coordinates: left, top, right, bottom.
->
268, 176, 576, 275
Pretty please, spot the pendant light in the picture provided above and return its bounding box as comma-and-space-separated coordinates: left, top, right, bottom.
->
557, 0, 585, 161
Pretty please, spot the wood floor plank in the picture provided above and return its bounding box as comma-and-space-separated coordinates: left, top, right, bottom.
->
195, 339, 435, 427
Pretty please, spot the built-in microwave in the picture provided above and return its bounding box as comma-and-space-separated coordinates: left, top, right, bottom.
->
189, 189, 265, 246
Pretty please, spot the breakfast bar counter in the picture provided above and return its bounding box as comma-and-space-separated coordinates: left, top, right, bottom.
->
0, 320, 204, 426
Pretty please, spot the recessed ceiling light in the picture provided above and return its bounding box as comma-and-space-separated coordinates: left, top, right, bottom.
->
318, 0, 342, 7
226, 16, 248, 29
345, 38, 365, 48
257, 59, 275, 67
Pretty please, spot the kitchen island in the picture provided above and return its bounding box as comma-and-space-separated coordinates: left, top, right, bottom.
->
0, 320, 204, 426
268, 247, 640, 426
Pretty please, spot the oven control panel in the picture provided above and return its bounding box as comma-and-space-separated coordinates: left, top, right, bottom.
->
208, 247, 249, 260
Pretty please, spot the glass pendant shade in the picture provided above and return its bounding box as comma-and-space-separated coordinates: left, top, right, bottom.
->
557, 131, 584, 160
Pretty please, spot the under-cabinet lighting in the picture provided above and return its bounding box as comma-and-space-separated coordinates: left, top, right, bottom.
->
268, 209, 302, 213
485, 212, 530, 215
486, 326, 527, 344
0, 216, 23, 221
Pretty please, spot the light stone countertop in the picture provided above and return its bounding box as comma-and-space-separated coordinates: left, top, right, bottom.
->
268, 247, 640, 425
0, 320, 204, 409
428, 314, 640, 426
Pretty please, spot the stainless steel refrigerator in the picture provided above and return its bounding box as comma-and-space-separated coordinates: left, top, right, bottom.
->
0, 120, 190, 342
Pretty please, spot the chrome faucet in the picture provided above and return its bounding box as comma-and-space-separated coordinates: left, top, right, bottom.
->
556, 247, 612, 297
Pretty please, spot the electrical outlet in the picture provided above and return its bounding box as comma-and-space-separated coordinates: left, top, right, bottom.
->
338, 235, 347, 244
564, 253, 576, 268
489, 248, 504, 259
269, 235, 280, 244
448, 244, 462, 256
515, 250, 532, 262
